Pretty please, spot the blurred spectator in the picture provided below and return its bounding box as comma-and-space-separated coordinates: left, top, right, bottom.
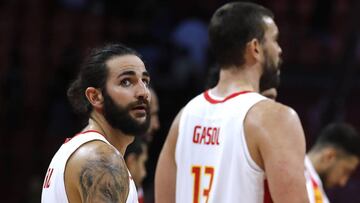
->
125, 137, 149, 203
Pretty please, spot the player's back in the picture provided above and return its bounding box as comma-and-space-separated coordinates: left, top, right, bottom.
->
175, 90, 269, 203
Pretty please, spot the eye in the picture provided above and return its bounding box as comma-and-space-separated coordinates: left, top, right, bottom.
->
120, 79, 132, 87
142, 78, 150, 87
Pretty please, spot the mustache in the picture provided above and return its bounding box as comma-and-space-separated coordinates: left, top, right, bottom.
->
127, 99, 150, 111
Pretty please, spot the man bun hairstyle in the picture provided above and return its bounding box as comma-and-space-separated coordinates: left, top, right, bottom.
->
67, 43, 141, 117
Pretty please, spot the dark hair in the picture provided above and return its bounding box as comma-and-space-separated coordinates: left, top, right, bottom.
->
124, 137, 146, 159
67, 43, 141, 117
209, 2, 274, 68
314, 123, 360, 157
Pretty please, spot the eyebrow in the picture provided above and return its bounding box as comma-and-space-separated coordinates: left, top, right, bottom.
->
143, 71, 150, 77
117, 70, 150, 78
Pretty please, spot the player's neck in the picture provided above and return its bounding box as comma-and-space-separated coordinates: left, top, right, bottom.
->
213, 65, 260, 97
85, 113, 134, 155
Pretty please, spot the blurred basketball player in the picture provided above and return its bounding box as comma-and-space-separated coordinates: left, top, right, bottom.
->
305, 123, 360, 203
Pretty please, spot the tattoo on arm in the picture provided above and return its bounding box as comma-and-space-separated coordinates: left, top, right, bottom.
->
79, 150, 129, 203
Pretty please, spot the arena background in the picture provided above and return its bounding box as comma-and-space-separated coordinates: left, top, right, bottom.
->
0, 0, 360, 202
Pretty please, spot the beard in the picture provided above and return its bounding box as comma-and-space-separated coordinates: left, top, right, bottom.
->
259, 50, 282, 92
102, 90, 150, 136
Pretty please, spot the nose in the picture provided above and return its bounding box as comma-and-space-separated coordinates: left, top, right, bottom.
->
339, 176, 349, 187
135, 81, 150, 100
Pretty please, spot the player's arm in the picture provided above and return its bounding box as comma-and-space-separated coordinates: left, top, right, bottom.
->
155, 110, 182, 203
245, 101, 309, 203
65, 141, 129, 203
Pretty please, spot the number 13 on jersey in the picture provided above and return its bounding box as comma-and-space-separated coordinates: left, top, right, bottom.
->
191, 165, 215, 203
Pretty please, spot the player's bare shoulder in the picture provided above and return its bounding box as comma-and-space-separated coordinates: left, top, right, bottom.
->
244, 99, 305, 154
65, 140, 129, 203
246, 99, 301, 133
245, 99, 308, 203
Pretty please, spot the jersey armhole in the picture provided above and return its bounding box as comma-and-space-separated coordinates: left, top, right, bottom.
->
240, 126, 263, 173
63, 136, 113, 203
240, 100, 266, 174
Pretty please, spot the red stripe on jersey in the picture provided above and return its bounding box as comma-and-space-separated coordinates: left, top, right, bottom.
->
263, 180, 273, 203
203, 90, 252, 104
310, 176, 324, 203
310, 176, 319, 187
64, 130, 106, 143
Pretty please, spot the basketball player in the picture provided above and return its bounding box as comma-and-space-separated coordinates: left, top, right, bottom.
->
125, 137, 148, 203
41, 43, 151, 203
155, 2, 309, 203
305, 123, 360, 203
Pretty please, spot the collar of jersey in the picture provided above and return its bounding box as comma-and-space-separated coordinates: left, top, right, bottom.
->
65, 130, 106, 143
204, 89, 253, 104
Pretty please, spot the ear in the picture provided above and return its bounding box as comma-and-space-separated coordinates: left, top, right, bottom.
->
245, 38, 262, 63
85, 87, 104, 109
321, 147, 338, 166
